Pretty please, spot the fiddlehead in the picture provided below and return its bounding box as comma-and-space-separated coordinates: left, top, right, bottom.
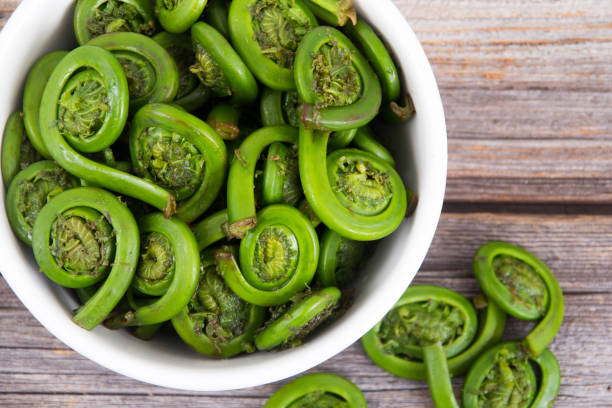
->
462, 341, 561, 408
215, 204, 319, 306
203, 0, 231, 38
295, 26, 382, 131
362, 286, 479, 408
171, 249, 265, 357
38, 45, 176, 215
129, 103, 228, 223
6, 161, 79, 245
31, 187, 139, 330
255, 286, 340, 350
153, 31, 211, 112
473, 242, 564, 357
2, 112, 42, 186
87, 32, 179, 112
74, 0, 157, 45
192, 209, 228, 251
362, 292, 506, 381
351, 127, 395, 167
263, 373, 366, 408
22, 50, 68, 158
206, 103, 241, 141
302, 0, 356, 27
317, 228, 366, 288
226, 126, 298, 238
260, 89, 302, 128
105, 212, 199, 327
155, 0, 208, 34
299, 129, 409, 241
262, 142, 302, 206
229, 0, 318, 91
190, 22, 258, 104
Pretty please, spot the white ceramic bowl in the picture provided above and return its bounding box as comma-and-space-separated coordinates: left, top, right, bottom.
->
0, 0, 446, 391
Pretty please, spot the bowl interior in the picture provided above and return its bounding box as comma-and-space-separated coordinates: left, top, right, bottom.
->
0, 0, 447, 391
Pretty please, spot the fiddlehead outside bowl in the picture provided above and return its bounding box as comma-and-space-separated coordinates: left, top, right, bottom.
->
226, 126, 298, 238
362, 285, 479, 408
1, 112, 42, 186
6, 161, 79, 245
152, 31, 211, 112
362, 292, 506, 381
190, 22, 258, 104
295, 26, 382, 131
22, 50, 68, 159
215, 204, 319, 306
263, 373, 366, 408
87, 32, 179, 112
299, 128, 409, 241
38, 45, 176, 215
255, 286, 341, 350
129, 103, 228, 223
229, 0, 318, 91
105, 212, 199, 327
462, 341, 561, 408
31, 187, 140, 330
155, 0, 208, 34
74, 0, 157, 45
473, 242, 564, 357
172, 249, 265, 357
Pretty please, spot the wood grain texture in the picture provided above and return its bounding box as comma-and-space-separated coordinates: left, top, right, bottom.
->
2, 213, 612, 406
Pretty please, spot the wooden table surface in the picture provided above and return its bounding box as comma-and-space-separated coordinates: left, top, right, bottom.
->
1, 0, 611, 406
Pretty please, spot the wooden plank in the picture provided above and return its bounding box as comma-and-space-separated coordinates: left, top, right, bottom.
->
1, 213, 612, 406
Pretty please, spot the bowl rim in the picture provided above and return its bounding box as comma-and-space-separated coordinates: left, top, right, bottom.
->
0, 0, 447, 391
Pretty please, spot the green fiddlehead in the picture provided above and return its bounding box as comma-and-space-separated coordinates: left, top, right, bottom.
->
229, 0, 318, 91
190, 22, 258, 104
203, 0, 231, 38
171, 249, 265, 357
262, 142, 302, 206
299, 128, 409, 241
155, 0, 209, 34
473, 242, 564, 357
226, 126, 298, 238
317, 228, 366, 288
351, 127, 395, 167
6, 161, 79, 245
105, 212, 199, 327
362, 291, 507, 381
129, 103, 228, 223
31, 187, 139, 330
462, 342, 561, 408
38, 45, 176, 215
295, 26, 382, 131
206, 103, 241, 141
264, 373, 366, 408
215, 204, 319, 306
87, 32, 179, 112
192, 209, 228, 251
22, 50, 68, 158
2, 112, 42, 186
302, 0, 356, 27
260, 89, 302, 128
153, 31, 211, 112
255, 286, 341, 350
361, 285, 479, 408
74, 0, 157, 45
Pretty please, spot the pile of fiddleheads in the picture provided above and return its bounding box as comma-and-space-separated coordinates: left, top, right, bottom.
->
3, 0, 417, 362
362, 242, 564, 408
